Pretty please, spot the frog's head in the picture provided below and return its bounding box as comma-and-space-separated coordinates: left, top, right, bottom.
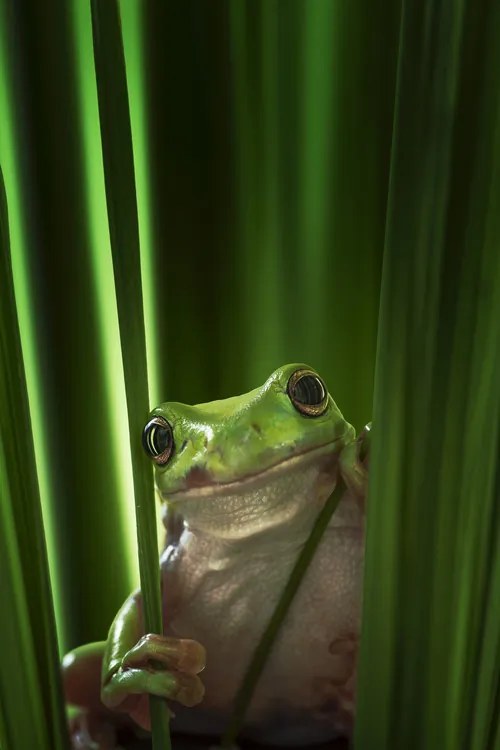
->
143, 364, 355, 539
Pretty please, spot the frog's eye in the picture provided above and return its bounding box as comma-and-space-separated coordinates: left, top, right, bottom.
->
287, 369, 329, 417
142, 416, 174, 465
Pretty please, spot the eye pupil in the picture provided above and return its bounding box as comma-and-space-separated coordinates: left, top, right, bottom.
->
287, 369, 328, 417
149, 424, 169, 455
293, 375, 325, 406
142, 417, 173, 465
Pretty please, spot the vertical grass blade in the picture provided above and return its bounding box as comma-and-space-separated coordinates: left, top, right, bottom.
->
0, 0, 134, 651
119, 1, 160, 410
71, 0, 141, 586
0, 168, 69, 749
355, 0, 500, 748
90, 2, 171, 748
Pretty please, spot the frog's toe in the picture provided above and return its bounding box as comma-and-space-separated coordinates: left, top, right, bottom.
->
121, 633, 206, 675
311, 634, 358, 739
68, 708, 119, 750
327, 634, 357, 687
102, 667, 204, 732
311, 681, 355, 739
103, 665, 204, 711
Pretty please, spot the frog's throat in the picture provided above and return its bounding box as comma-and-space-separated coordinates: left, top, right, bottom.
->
158, 437, 344, 503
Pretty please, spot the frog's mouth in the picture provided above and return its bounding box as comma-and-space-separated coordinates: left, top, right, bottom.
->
158, 438, 343, 502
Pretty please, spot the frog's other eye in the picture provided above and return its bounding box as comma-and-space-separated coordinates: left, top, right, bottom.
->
287, 369, 328, 417
142, 416, 174, 465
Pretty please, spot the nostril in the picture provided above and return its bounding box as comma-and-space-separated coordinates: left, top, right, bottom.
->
179, 439, 188, 453
251, 423, 262, 435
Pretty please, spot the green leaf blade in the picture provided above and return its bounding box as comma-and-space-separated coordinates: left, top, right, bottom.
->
90, 2, 171, 747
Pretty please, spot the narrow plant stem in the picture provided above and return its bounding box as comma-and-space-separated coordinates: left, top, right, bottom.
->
220, 476, 347, 748
90, 2, 170, 748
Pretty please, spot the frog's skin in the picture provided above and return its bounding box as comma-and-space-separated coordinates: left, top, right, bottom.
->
63, 364, 368, 749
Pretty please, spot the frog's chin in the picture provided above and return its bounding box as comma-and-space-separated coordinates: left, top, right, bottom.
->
159, 440, 342, 540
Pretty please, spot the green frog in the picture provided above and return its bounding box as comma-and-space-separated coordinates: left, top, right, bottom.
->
63, 364, 369, 748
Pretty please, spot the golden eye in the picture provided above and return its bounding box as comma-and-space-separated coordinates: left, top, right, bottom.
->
142, 416, 174, 465
287, 369, 328, 417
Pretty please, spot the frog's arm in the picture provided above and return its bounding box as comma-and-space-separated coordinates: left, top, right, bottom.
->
101, 592, 142, 685
339, 423, 371, 507
100, 580, 205, 730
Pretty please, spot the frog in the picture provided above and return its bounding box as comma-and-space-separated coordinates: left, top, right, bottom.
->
63, 363, 369, 749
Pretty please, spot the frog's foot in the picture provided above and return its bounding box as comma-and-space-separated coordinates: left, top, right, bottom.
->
102, 634, 206, 732
68, 707, 121, 750
312, 633, 358, 737
64, 643, 131, 750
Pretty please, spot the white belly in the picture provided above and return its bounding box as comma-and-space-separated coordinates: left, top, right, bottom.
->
167, 521, 363, 746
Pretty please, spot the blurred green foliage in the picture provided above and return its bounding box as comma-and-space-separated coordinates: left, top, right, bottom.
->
0, 0, 398, 652
356, 0, 500, 748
